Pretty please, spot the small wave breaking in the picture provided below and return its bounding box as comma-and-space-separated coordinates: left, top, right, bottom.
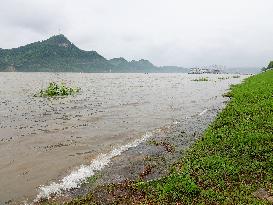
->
199, 109, 208, 116
35, 132, 152, 202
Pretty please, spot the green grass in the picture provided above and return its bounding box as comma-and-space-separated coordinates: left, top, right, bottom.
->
192, 77, 209, 82
136, 70, 273, 204
54, 70, 273, 204
35, 82, 80, 97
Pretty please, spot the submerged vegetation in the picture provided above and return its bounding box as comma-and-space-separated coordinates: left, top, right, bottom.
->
192, 77, 209, 82
64, 70, 273, 204
35, 82, 80, 97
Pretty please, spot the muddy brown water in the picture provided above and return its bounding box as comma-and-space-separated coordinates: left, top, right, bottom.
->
0, 73, 246, 204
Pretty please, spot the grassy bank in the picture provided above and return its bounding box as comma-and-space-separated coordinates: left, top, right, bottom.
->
64, 71, 273, 204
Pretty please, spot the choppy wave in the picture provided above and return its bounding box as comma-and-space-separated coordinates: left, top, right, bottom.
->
35, 132, 152, 201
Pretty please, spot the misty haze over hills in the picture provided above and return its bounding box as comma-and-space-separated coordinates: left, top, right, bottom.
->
0, 35, 260, 74
0, 35, 188, 73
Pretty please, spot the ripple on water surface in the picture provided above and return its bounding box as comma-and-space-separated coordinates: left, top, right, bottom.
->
0, 73, 246, 204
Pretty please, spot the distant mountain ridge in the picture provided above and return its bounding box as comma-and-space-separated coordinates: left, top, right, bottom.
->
0, 35, 188, 73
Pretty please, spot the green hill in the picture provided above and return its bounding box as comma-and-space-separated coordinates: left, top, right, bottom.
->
0, 35, 188, 73
0, 35, 111, 72
109, 57, 159, 72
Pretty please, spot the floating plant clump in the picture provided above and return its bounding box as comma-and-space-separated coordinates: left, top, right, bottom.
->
34, 82, 80, 97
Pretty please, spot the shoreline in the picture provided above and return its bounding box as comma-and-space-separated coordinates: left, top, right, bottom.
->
0, 73, 245, 204
38, 100, 226, 204
59, 70, 273, 204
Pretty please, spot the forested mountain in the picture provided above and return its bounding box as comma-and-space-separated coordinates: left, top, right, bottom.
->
109, 58, 158, 72
0, 35, 188, 73
0, 35, 111, 72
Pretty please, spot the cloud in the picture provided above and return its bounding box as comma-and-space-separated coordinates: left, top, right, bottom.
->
0, 0, 273, 67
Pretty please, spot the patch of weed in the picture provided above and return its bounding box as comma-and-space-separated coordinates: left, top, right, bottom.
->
35, 82, 80, 97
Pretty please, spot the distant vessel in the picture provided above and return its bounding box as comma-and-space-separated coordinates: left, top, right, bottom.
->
188, 65, 225, 74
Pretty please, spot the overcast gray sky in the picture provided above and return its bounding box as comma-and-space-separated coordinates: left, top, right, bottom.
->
0, 0, 273, 67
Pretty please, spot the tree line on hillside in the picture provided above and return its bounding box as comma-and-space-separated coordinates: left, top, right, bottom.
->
0, 35, 188, 73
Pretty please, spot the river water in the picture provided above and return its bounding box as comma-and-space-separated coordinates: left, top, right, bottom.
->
0, 73, 246, 204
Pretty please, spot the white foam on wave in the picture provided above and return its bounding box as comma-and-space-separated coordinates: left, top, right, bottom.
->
34, 132, 152, 202
199, 109, 208, 116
